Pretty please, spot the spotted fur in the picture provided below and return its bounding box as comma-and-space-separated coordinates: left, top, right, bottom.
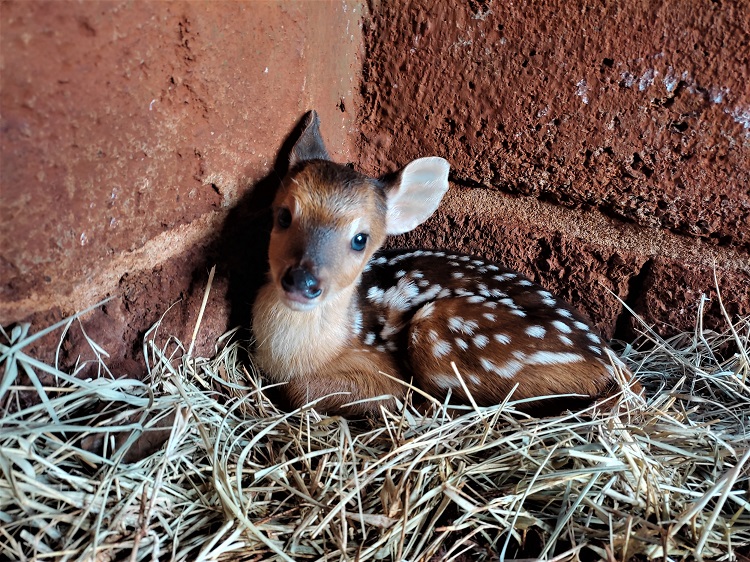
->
252, 111, 641, 416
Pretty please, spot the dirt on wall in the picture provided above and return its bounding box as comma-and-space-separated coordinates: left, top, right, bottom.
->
359, 0, 750, 338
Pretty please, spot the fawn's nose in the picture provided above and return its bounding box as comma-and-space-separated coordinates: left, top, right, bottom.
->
281, 266, 322, 299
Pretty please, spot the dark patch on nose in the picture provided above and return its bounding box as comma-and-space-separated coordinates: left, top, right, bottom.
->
282, 266, 322, 299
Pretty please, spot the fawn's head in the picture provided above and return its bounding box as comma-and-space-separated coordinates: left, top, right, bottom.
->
268, 111, 450, 311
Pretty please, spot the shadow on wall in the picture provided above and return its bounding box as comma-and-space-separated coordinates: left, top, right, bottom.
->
194, 113, 316, 351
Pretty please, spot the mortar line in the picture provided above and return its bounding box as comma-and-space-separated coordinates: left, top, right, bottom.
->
443, 183, 750, 272
1, 209, 230, 323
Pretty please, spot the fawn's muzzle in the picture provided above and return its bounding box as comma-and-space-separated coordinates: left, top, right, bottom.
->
281, 266, 322, 299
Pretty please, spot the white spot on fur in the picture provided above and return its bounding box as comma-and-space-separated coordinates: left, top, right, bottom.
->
433, 339, 452, 358
541, 296, 556, 306
364, 332, 376, 346
471, 260, 484, 266
517, 279, 533, 287
352, 309, 363, 334
473, 334, 489, 348
455, 288, 473, 297
455, 337, 469, 351
428, 329, 439, 342
434, 374, 459, 389
412, 271, 424, 278
413, 301, 436, 322
459, 256, 471, 261
452, 271, 464, 279
494, 333, 511, 344
499, 298, 518, 309
510, 309, 527, 317
438, 288, 452, 299
526, 325, 546, 339
490, 288, 507, 298
587, 333, 601, 344
559, 335, 574, 346
376, 345, 386, 352
449, 261, 460, 267
551, 320, 572, 334
411, 284, 442, 307
367, 286, 385, 304
380, 323, 401, 340
382, 278, 419, 311
574, 321, 589, 331
526, 351, 584, 365
494, 273, 516, 281
487, 264, 499, 271
557, 309, 573, 318
483, 357, 524, 378
448, 317, 479, 335
589, 345, 602, 355
483, 313, 496, 322
395, 270, 407, 278
483, 301, 498, 309
418, 279, 430, 288
466, 295, 485, 303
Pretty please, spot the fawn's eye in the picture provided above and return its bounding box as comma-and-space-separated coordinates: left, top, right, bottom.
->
351, 233, 368, 251
277, 208, 292, 229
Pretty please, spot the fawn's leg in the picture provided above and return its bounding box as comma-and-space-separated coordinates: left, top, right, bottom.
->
283, 350, 407, 416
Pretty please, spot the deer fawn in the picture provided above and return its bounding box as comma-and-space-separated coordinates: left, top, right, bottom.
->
252, 111, 640, 416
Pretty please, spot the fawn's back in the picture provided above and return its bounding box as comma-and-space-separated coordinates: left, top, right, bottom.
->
252, 111, 639, 416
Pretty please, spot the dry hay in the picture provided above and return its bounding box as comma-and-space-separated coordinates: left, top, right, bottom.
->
1, 291, 749, 562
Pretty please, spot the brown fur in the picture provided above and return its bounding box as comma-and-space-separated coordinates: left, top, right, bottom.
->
252, 114, 641, 417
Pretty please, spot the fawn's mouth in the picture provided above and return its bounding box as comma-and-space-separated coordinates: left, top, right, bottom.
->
279, 285, 323, 311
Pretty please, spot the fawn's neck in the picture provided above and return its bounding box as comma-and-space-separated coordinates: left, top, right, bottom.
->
253, 280, 360, 381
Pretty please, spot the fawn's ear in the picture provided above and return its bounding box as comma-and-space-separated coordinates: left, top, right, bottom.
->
289, 110, 330, 167
383, 157, 450, 235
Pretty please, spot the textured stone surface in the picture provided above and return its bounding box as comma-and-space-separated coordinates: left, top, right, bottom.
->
361, 0, 750, 336
1, 0, 364, 367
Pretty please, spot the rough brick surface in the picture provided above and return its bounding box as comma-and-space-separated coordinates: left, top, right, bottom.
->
360, 0, 750, 336
1, 1, 364, 367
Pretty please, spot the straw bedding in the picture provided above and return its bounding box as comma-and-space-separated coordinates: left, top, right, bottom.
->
1, 293, 748, 561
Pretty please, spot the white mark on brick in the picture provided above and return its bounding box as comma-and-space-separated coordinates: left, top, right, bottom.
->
576, 78, 589, 104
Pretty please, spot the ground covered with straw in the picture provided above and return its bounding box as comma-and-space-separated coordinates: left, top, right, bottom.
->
1, 294, 749, 561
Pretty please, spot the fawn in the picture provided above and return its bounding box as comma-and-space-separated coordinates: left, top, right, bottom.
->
252, 111, 640, 416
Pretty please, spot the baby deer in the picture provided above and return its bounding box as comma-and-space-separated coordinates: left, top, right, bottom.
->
252, 111, 640, 416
